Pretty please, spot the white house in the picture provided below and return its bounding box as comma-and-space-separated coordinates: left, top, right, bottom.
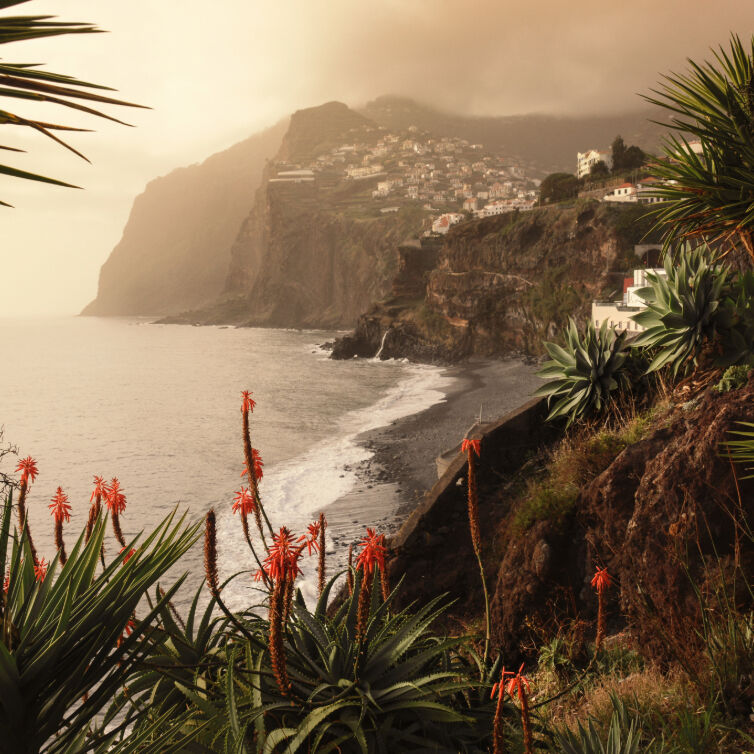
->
431, 213, 465, 234
603, 182, 637, 203
591, 267, 667, 333
577, 149, 613, 178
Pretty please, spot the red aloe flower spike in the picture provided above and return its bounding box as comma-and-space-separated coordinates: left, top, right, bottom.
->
49, 486, 71, 565
506, 663, 533, 754
232, 487, 256, 516
263, 527, 303, 583
355, 527, 387, 575
104, 478, 127, 515
461, 438, 481, 457
120, 547, 135, 564
296, 521, 321, 556
15, 457, 39, 566
90, 475, 108, 503
16, 456, 38, 485
34, 558, 48, 582
241, 390, 256, 414
491, 667, 513, 754
241, 447, 264, 482
317, 513, 327, 596
106, 478, 127, 547
591, 565, 612, 651
49, 487, 71, 524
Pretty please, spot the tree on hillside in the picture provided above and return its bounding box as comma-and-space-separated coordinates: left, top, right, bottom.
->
645, 34, 754, 263
0, 0, 142, 206
539, 172, 579, 203
589, 160, 610, 178
611, 134, 645, 172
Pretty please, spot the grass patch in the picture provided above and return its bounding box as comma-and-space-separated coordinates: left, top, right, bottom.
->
512, 405, 666, 532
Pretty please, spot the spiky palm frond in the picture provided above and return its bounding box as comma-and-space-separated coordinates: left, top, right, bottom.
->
643, 34, 754, 261
0, 0, 144, 205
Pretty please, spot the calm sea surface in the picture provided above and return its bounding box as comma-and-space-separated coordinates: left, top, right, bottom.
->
0, 317, 450, 608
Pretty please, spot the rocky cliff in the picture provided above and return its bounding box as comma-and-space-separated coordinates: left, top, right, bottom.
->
167, 102, 428, 328
331, 200, 662, 361
81, 121, 287, 317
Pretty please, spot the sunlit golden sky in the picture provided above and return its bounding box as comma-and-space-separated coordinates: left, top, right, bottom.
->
2, 0, 753, 316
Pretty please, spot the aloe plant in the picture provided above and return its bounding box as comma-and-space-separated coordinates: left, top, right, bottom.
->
535, 318, 630, 425
0, 495, 199, 753
549, 696, 644, 754
630, 246, 740, 376
120, 569, 502, 752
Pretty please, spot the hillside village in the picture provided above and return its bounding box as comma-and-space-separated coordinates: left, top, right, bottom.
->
268, 121, 541, 235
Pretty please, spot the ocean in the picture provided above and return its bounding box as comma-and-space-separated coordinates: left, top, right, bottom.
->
0, 316, 452, 609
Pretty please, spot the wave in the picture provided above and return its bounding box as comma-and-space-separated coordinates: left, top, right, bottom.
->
218, 362, 452, 608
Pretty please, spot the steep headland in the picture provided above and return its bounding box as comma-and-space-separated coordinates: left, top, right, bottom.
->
84, 96, 669, 326
331, 200, 662, 362
82, 120, 287, 317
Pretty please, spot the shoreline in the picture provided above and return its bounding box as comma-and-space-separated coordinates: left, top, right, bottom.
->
324, 358, 540, 540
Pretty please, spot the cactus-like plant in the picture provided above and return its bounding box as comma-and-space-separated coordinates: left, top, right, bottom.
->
630, 246, 733, 376
535, 318, 630, 425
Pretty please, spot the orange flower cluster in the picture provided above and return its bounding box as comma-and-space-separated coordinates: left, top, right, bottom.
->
491, 664, 533, 754
232, 487, 256, 516
592, 565, 612, 651
48, 487, 71, 524
16, 456, 38, 485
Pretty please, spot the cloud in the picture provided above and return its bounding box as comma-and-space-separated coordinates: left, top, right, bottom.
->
2, 0, 753, 314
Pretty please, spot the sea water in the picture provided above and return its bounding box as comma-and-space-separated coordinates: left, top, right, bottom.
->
0, 317, 451, 609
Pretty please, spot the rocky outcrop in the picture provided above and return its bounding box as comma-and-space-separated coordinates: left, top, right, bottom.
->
333, 200, 661, 361
489, 378, 754, 663
82, 121, 287, 317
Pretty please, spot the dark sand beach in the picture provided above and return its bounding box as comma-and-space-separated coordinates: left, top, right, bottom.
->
324, 359, 540, 544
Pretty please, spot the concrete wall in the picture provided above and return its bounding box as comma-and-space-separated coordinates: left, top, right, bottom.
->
388, 396, 560, 611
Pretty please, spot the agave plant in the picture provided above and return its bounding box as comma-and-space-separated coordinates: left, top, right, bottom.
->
0, 0, 142, 204
644, 34, 754, 262
535, 318, 630, 426
548, 696, 644, 754
630, 246, 736, 376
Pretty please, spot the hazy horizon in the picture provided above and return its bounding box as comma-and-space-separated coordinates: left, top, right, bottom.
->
2, 0, 753, 316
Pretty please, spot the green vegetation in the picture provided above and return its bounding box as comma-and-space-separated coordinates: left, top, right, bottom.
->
644, 34, 754, 263
540, 172, 580, 203
513, 408, 662, 531
534, 318, 630, 426
0, 0, 141, 204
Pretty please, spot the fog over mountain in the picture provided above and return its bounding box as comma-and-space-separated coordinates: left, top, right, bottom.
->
2, 0, 753, 315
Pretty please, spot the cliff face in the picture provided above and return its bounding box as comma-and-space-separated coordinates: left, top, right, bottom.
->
189, 102, 427, 329
331, 200, 662, 361
81, 121, 287, 317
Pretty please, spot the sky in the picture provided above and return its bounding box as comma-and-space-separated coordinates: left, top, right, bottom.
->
2, 0, 753, 316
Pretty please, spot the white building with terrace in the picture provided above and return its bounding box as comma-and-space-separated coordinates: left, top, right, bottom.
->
592, 267, 667, 334
577, 148, 613, 178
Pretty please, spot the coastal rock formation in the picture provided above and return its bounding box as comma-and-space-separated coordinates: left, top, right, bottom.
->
332, 200, 661, 361
173, 102, 427, 328
82, 121, 287, 317
489, 377, 754, 663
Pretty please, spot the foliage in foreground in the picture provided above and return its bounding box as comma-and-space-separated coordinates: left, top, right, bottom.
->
0, 0, 142, 204
0, 495, 199, 753
109, 569, 504, 753
644, 34, 754, 263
